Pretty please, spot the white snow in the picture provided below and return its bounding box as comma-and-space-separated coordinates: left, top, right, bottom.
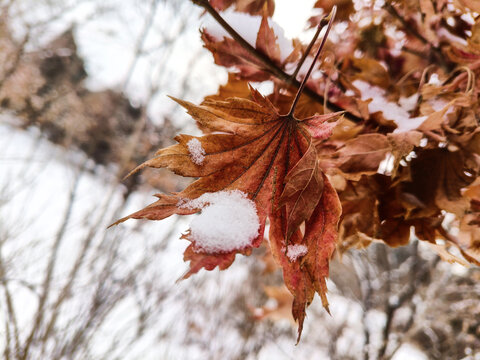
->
180, 190, 260, 253
352, 80, 427, 132
284, 244, 308, 262
398, 93, 419, 112
187, 138, 206, 165
205, 10, 294, 62
428, 73, 442, 86
391, 344, 428, 360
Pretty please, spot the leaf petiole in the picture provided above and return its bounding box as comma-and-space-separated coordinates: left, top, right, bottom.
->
287, 6, 337, 118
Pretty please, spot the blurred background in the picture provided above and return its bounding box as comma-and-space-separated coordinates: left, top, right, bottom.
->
0, 0, 479, 359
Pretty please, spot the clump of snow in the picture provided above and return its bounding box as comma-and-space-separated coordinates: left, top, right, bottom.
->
204, 10, 294, 62
187, 138, 206, 165
180, 190, 260, 253
398, 93, 419, 112
428, 98, 455, 116
352, 80, 427, 133
284, 244, 308, 262
428, 73, 442, 86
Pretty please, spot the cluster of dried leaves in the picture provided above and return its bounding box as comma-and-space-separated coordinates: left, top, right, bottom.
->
114, 0, 480, 340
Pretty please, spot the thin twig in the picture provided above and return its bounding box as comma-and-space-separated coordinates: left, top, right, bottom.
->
20, 163, 85, 360
123, 0, 161, 90
290, 17, 326, 81
288, 6, 336, 118
0, 246, 21, 358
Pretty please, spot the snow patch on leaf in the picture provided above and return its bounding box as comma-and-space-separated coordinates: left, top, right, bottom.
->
284, 244, 308, 262
187, 138, 206, 165
352, 80, 427, 133
428, 73, 442, 85
181, 190, 260, 253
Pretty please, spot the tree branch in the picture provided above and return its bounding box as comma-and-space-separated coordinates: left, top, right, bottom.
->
191, 0, 363, 123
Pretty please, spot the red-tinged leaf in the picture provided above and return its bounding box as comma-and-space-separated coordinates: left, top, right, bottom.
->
278, 142, 324, 240
302, 112, 343, 139
269, 174, 341, 342
109, 194, 196, 227
256, 15, 281, 65
181, 243, 237, 279
113, 13, 343, 341
114, 86, 343, 280
303, 174, 342, 310
269, 216, 315, 343
201, 29, 270, 81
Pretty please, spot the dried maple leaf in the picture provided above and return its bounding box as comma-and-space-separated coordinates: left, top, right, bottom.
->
332, 133, 391, 180
112, 12, 343, 342
204, 73, 251, 101
387, 130, 423, 177
310, 0, 354, 23
403, 148, 479, 216
201, 7, 289, 81
202, 29, 270, 81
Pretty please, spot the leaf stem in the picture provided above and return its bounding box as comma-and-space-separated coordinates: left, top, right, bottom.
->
287, 6, 336, 118
290, 17, 327, 81
191, 0, 362, 123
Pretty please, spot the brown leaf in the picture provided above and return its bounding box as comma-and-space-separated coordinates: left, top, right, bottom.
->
269, 173, 341, 342
387, 130, 423, 177
457, 0, 480, 12
201, 29, 269, 81
347, 57, 390, 88
278, 142, 324, 240
204, 73, 251, 101
403, 148, 478, 216
201, 12, 285, 81
256, 15, 281, 65
334, 134, 391, 180
312, 0, 354, 22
